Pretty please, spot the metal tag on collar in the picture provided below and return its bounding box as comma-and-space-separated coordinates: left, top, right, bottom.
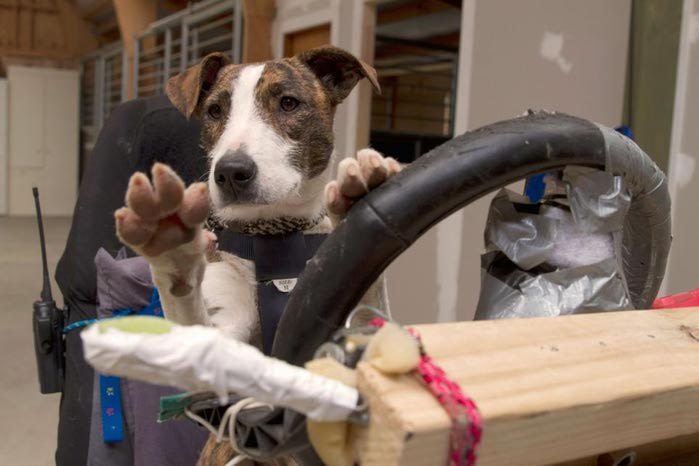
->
272, 278, 297, 293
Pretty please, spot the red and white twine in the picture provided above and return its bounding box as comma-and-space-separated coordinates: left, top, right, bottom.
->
369, 318, 482, 466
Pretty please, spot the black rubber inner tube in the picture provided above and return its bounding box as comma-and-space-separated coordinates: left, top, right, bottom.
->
272, 111, 671, 366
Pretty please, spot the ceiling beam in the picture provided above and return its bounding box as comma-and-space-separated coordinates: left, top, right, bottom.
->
435, 0, 461, 8
375, 34, 459, 54
0, 0, 97, 62
377, 0, 456, 25
78, 0, 113, 21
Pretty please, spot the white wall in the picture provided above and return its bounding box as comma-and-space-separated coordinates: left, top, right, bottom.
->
0, 79, 7, 215
665, 0, 699, 295
7, 66, 79, 216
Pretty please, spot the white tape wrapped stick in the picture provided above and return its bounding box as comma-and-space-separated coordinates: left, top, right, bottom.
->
80, 320, 359, 422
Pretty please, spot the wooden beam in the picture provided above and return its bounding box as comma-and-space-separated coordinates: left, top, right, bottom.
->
435, 0, 462, 8
241, 0, 275, 63
0, 0, 97, 61
374, 32, 461, 60
377, 0, 455, 25
55, 0, 98, 56
356, 309, 699, 466
113, 0, 157, 98
77, 0, 113, 21
93, 15, 119, 38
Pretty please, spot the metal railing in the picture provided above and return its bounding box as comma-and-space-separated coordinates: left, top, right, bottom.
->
80, 42, 127, 153
78, 0, 242, 177
134, 0, 242, 98
80, 0, 242, 137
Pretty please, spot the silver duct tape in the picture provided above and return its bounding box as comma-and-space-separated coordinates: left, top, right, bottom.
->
598, 126, 672, 309
563, 167, 631, 234
483, 190, 558, 271
475, 257, 630, 320
477, 124, 671, 319
477, 165, 638, 319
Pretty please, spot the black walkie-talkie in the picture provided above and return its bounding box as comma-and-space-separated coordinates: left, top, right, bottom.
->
32, 187, 65, 394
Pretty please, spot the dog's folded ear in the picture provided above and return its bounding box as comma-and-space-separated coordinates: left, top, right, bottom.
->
166, 52, 230, 119
296, 45, 381, 105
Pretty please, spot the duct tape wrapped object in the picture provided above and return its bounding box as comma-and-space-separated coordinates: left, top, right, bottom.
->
475, 163, 657, 320
81, 318, 360, 422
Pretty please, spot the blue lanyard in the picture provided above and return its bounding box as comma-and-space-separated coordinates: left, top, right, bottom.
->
64, 288, 163, 443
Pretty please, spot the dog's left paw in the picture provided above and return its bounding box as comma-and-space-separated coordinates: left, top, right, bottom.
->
325, 149, 402, 223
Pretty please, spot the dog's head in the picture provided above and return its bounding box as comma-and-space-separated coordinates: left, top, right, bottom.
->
166, 45, 379, 222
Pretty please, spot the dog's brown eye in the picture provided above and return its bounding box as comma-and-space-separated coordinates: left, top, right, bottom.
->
207, 103, 222, 119
280, 96, 299, 112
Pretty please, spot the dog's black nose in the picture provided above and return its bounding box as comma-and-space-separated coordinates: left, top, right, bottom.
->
214, 151, 257, 194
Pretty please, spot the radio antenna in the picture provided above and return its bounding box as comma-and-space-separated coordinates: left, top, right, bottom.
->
32, 187, 53, 303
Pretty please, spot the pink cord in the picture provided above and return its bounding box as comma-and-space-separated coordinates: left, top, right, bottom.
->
368, 319, 482, 465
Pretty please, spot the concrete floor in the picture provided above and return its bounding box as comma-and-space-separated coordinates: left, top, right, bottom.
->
0, 216, 71, 466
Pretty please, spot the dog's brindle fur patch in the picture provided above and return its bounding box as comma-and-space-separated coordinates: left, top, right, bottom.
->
197, 65, 240, 153
256, 61, 335, 178
195, 59, 335, 179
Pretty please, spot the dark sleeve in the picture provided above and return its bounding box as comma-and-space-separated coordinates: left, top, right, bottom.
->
53, 95, 206, 466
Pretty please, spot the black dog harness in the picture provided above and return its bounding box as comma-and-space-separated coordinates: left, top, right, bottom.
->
217, 230, 327, 355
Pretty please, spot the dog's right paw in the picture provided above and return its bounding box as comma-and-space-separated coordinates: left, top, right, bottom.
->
115, 163, 210, 257
324, 148, 402, 224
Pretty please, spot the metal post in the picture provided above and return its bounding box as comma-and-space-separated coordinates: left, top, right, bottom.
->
164, 28, 172, 86
449, 56, 458, 137
233, 0, 242, 63
191, 28, 199, 62
180, 22, 189, 72
105, 58, 112, 117
133, 36, 141, 99
121, 47, 128, 102
94, 55, 105, 130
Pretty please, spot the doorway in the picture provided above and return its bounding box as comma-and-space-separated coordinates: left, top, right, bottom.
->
369, 0, 462, 163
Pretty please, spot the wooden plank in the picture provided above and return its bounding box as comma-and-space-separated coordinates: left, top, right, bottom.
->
0, 0, 96, 60
283, 23, 330, 57
376, 0, 454, 25
77, 0, 113, 21
355, 309, 699, 466
242, 0, 274, 63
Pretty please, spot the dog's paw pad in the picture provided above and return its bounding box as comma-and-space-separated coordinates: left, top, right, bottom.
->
324, 180, 351, 217
153, 163, 185, 215
117, 164, 209, 257
115, 207, 157, 247
325, 149, 403, 223
126, 173, 159, 221
357, 149, 389, 189
337, 158, 367, 198
178, 182, 210, 227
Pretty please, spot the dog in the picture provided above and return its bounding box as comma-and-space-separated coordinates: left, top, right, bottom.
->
114, 45, 402, 464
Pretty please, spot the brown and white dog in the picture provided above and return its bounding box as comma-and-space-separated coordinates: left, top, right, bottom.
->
114, 46, 401, 464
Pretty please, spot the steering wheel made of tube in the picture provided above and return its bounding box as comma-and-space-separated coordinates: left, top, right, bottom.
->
272, 110, 672, 367
214, 111, 671, 465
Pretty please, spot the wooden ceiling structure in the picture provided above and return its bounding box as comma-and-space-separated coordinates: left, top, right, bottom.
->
0, 0, 98, 70
0, 0, 274, 93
